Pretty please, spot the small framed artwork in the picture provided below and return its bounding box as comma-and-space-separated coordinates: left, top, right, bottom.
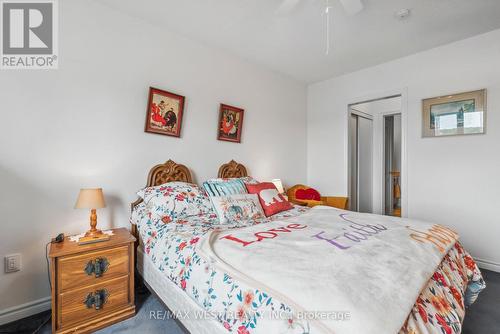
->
145, 87, 185, 137
218, 104, 244, 143
422, 89, 486, 137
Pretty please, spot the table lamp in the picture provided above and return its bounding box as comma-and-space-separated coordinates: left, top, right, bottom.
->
75, 188, 109, 244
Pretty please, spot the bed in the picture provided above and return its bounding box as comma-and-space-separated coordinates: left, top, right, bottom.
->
130, 159, 485, 334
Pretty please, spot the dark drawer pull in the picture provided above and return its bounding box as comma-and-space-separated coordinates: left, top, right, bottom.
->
84, 289, 109, 310
84, 257, 109, 278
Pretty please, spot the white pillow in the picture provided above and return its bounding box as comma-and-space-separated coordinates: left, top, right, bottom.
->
211, 194, 265, 224
137, 182, 213, 222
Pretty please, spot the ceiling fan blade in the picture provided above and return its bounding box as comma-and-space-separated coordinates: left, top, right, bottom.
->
276, 0, 302, 15
339, 0, 364, 15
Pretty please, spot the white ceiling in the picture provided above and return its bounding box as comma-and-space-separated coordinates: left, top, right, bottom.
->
99, 0, 500, 83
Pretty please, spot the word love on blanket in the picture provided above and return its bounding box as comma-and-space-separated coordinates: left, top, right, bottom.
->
220, 223, 308, 247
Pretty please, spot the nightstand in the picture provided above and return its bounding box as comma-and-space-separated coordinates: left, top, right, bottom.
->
48, 228, 136, 333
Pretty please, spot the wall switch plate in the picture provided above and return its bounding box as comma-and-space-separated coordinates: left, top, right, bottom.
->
4, 254, 21, 273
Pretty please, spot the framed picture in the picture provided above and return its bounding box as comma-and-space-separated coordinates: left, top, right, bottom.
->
422, 89, 486, 137
218, 104, 244, 143
145, 87, 185, 137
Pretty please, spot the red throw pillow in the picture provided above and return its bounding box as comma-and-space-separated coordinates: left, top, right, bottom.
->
295, 188, 321, 201
246, 182, 293, 217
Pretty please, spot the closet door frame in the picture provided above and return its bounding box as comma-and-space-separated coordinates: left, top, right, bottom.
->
346, 89, 408, 217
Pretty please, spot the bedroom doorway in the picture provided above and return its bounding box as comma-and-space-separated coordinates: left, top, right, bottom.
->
384, 114, 402, 217
348, 95, 402, 215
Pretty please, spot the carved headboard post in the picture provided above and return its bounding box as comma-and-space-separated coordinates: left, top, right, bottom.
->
146, 159, 192, 187
218, 160, 248, 178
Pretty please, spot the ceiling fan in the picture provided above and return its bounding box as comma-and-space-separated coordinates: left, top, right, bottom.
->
277, 0, 364, 54
277, 0, 364, 16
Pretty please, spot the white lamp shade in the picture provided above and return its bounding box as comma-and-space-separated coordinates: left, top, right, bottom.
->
271, 179, 285, 194
74, 188, 106, 209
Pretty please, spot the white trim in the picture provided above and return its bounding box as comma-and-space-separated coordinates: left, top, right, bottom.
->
475, 258, 500, 273
0, 296, 51, 325
350, 108, 373, 120
400, 89, 409, 217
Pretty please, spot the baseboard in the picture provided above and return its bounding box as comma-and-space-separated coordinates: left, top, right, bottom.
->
0, 296, 51, 326
475, 258, 500, 273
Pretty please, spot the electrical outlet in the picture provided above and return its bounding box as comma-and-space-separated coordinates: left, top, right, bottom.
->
4, 254, 21, 273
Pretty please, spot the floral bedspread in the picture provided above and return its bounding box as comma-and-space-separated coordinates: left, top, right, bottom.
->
401, 242, 485, 334
132, 205, 485, 334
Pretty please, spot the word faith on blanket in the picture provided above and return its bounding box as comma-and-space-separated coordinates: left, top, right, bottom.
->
311, 214, 388, 250
220, 223, 308, 247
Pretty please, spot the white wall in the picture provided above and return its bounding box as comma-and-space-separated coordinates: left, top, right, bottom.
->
308, 29, 500, 271
0, 0, 307, 321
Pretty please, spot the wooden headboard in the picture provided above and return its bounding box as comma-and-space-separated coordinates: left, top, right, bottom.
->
145, 159, 192, 187
218, 160, 248, 178
130, 160, 193, 241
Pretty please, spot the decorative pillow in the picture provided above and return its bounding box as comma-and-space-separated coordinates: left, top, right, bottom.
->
240, 176, 259, 185
211, 194, 265, 224
137, 182, 214, 222
203, 178, 248, 198
246, 182, 293, 217
295, 188, 321, 201
205, 176, 259, 185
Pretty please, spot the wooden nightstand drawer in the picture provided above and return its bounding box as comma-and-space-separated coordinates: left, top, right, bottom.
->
49, 228, 136, 333
58, 245, 130, 292
57, 275, 130, 329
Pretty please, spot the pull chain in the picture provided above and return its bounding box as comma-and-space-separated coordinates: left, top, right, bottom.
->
325, 0, 332, 55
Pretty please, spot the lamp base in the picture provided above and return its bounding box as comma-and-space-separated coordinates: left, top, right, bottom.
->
85, 228, 104, 238
78, 229, 110, 245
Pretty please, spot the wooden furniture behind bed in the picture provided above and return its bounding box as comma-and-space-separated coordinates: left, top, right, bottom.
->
218, 160, 248, 178
287, 184, 349, 210
130, 159, 193, 243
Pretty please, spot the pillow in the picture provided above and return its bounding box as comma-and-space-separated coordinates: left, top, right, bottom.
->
246, 182, 293, 217
205, 176, 259, 185
203, 178, 248, 198
295, 188, 321, 201
240, 176, 259, 185
137, 182, 214, 221
211, 194, 265, 224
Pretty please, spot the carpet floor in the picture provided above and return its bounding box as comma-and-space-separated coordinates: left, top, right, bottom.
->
462, 269, 500, 334
1, 269, 498, 334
